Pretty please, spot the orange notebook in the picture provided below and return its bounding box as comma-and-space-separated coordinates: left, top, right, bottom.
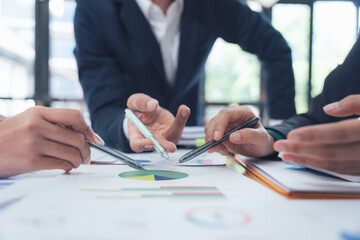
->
233, 156, 360, 199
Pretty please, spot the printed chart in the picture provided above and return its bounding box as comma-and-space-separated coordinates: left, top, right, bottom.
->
80, 186, 226, 200
119, 170, 188, 181
185, 206, 251, 229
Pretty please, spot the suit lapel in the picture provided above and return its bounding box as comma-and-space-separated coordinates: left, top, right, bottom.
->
115, 0, 169, 89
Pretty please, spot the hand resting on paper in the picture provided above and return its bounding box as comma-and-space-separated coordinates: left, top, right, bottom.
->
126, 93, 190, 153
0, 107, 103, 178
275, 95, 360, 176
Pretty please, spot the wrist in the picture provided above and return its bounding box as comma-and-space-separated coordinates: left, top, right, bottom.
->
265, 129, 285, 155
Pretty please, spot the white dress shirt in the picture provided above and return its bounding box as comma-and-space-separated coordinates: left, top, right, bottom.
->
135, 0, 183, 85
124, 0, 184, 139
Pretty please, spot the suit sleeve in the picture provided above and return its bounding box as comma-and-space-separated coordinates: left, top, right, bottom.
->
214, 0, 296, 119
74, 0, 131, 152
268, 37, 360, 137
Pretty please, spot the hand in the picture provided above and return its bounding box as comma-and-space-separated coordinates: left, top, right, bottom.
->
126, 93, 190, 153
205, 105, 275, 157
0, 107, 103, 178
275, 95, 360, 175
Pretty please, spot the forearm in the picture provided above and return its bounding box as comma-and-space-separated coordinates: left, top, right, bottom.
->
267, 114, 318, 139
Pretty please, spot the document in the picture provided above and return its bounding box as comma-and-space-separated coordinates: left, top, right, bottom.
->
239, 157, 360, 198
91, 148, 227, 166
0, 163, 356, 240
1, 152, 360, 240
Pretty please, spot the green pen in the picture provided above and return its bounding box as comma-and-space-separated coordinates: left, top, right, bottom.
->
125, 109, 170, 161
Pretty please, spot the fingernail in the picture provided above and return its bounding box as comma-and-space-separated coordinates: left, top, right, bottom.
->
275, 143, 287, 152
181, 109, 188, 118
94, 133, 105, 145
147, 100, 157, 111
144, 145, 154, 149
214, 131, 219, 139
323, 102, 339, 112
232, 133, 241, 142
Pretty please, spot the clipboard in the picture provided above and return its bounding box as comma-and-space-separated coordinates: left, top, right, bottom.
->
233, 156, 360, 199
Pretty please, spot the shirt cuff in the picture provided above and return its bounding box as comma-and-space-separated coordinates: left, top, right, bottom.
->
266, 129, 285, 142
123, 117, 130, 140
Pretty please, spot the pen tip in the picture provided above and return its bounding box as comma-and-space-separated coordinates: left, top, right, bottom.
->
162, 152, 170, 161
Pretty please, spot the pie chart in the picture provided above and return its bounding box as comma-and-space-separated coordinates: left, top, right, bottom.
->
119, 170, 189, 181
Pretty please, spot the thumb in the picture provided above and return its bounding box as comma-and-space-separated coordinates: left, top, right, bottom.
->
323, 95, 360, 117
127, 93, 159, 113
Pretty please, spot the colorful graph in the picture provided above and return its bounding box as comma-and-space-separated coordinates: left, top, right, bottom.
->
135, 160, 151, 163
119, 170, 188, 181
80, 186, 226, 200
185, 206, 251, 229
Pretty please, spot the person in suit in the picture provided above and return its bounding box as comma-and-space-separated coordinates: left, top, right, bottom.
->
204, 37, 360, 175
0, 107, 104, 178
74, 0, 296, 152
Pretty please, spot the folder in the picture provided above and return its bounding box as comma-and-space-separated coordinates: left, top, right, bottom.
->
233, 156, 360, 199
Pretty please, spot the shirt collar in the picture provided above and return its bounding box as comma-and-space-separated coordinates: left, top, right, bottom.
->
135, 0, 184, 19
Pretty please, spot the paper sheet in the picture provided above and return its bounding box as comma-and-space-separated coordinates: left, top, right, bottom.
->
91, 148, 227, 166
278, 151, 360, 182
1, 162, 359, 240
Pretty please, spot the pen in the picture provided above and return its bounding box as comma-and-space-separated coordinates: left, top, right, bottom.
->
178, 117, 259, 163
87, 141, 146, 171
125, 109, 170, 160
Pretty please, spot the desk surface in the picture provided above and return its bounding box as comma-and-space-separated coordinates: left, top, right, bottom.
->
0, 150, 359, 240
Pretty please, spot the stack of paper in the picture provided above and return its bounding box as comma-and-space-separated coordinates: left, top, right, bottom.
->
237, 157, 360, 199
177, 126, 205, 147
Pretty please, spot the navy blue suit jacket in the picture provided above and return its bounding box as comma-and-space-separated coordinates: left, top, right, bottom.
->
74, 0, 296, 151
268, 37, 360, 138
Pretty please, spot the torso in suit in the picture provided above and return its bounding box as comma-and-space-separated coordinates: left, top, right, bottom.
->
268, 37, 360, 138
74, 0, 296, 151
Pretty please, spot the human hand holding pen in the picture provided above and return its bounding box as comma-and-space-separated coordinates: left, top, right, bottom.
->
0, 107, 104, 178
126, 93, 190, 153
205, 104, 275, 157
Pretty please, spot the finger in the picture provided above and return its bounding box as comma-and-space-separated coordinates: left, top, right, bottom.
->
229, 127, 269, 146
127, 93, 159, 113
274, 139, 360, 162
38, 139, 83, 168
208, 142, 226, 154
165, 105, 190, 143
32, 156, 75, 172
154, 134, 177, 153
37, 107, 102, 145
281, 153, 360, 175
323, 95, 360, 117
215, 144, 229, 156
129, 138, 154, 152
287, 119, 360, 144
127, 120, 155, 152
41, 123, 91, 164
208, 106, 257, 141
